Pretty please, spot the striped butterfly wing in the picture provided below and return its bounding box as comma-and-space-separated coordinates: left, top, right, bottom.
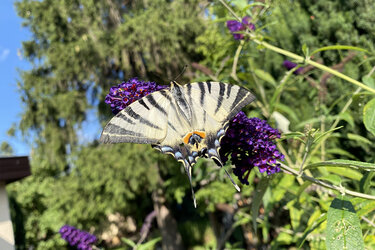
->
183, 81, 256, 158
100, 89, 172, 144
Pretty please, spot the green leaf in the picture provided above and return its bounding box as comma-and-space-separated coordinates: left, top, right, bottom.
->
347, 133, 372, 145
138, 237, 161, 250
254, 69, 277, 87
121, 237, 136, 248
302, 43, 309, 57
362, 76, 375, 89
313, 126, 343, 144
356, 200, 375, 217
232, 215, 251, 228
305, 159, 375, 171
311, 45, 369, 56
325, 148, 357, 159
252, 176, 270, 232
363, 98, 375, 136
280, 131, 305, 140
326, 167, 363, 181
274, 103, 300, 122
317, 174, 342, 186
326, 197, 364, 250
360, 172, 375, 193
298, 213, 327, 248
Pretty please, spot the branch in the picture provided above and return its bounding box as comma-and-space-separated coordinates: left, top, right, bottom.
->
218, 0, 375, 94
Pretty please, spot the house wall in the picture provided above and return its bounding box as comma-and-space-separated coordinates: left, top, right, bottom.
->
0, 181, 14, 250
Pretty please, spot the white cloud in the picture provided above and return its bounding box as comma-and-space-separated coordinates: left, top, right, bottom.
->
0, 49, 10, 62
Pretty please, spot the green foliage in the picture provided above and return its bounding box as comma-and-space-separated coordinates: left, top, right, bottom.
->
326, 197, 364, 250
8, 0, 375, 249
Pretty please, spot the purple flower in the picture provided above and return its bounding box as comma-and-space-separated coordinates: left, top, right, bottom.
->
105, 78, 166, 114
283, 60, 304, 75
220, 112, 284, 185
59, 225, 97, 250
226, 16, 255, 40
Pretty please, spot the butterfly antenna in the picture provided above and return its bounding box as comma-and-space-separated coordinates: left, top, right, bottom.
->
173, 65, 188, 82
184, 160, 197, 208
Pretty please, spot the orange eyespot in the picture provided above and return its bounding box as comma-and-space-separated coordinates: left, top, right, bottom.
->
194, 131, 206, 138
183, 132, 193, 144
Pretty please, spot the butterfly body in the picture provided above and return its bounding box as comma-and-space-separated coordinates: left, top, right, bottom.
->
100, 81, 256, 206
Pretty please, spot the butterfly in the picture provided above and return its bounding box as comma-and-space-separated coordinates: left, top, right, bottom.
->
100, 81, 256, 207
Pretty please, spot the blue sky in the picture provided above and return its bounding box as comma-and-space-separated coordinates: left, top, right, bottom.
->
0, 1, 102, 156
0, 0, 31, 155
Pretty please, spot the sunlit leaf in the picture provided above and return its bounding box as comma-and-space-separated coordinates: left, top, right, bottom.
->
305, 159, 375, 171
363, 98, 375, 136
362, 76, 375, 89
317, 174, 342, 186
254, 69, 277, 87
311, 45, 369, 56
326, 197, 364, 250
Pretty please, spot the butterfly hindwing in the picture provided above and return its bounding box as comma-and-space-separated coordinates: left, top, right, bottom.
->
100, 89, 172, 144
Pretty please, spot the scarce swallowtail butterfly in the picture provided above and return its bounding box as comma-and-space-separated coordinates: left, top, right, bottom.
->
100, 81, 256, 207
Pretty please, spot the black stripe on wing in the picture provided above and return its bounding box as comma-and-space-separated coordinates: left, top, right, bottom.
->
198, 81, 206, 106
227, 86, 256, 120
125, 107, 163, 130
117, 113, 136, 125
214, 82, 226, 114
146, 94, 168, 116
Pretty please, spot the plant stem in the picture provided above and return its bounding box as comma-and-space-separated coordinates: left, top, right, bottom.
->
219, 0, 375, 94
231, 40, 244, 82
279, 162, 375, 200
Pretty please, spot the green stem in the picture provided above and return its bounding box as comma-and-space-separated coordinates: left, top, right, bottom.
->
219, 0, 375, 95
279, 162, 375, 200
231, 40, 244, 82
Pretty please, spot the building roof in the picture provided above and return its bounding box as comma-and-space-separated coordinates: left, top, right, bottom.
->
0, 156, 31, 184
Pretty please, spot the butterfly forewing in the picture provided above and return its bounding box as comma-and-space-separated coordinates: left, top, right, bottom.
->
100, 90, 171, 144
186, 81, 256, 126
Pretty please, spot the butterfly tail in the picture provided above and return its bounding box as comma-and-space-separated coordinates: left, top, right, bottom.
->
183, 159, 197, 208
208, 148, 241, 192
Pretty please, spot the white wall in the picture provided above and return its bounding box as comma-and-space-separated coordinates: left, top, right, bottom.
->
0, 181, 14, 250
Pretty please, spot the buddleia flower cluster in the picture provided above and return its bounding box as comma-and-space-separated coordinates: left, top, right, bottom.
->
226, 16, 255, 40
105, 78, 166, 114
59, 225, 97, 250
104, 79, 284, 185
220, 111, 284, 185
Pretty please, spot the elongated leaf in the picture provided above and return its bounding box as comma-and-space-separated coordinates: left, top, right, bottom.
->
360, 172, 375, 193
363, 98, 375, 136
326, 167, 363, 181
311, 45, 369, 56
139, 237, 161, 250
121, 237, 136, 247
254, 69, 277, 87
357, 200, 375, 217
274, 103, 299, 122
347, 133, 372, 145
280, 131, 305, 140
318, 174, 342, 186
305, 159, 375, 171
325, 148, 357, 159
313, 126, 343, 144
326, 197, 364, 250
298, 213, 327, 248
252, 176, 270, 232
